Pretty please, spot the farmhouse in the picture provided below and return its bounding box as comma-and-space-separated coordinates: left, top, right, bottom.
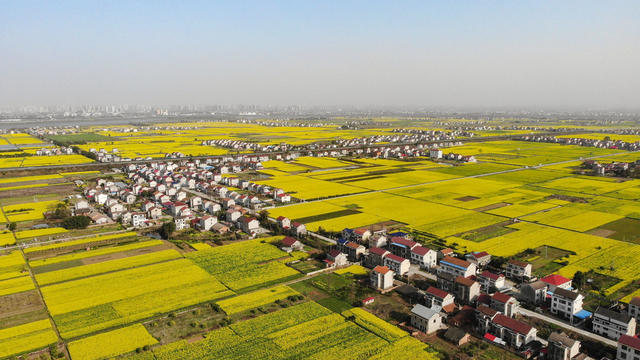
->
364, 247, 389, 268
465, 251, 492, 268
519, 281, 548, 305
617, 335, 640, 360
410, 304, 442, 335
506, 259, 532, 281
438, 256, 476, 278
410, 245, 437, 269
281, 237, 303, 252
325, 250, 348, 268
550, 288, 586, 321
424, 287, 455, 313
370, 265, 394, 290
541, 274, 572, 292
383, 254, 410, 276
488, 314, 537, 349
477, 271, 505, 293
592, 307, 636, 340
490, 292, 520, 318
547, 332, 581, 360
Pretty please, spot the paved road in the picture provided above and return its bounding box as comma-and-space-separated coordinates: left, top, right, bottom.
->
518, 308, 617, 347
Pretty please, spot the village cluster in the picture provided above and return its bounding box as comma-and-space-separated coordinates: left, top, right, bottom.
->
298, 225, 640, 360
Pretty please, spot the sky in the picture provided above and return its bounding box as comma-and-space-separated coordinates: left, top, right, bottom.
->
1, 1, 639, 109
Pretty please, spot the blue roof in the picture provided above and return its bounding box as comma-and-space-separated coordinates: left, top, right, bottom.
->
441, 260, 467, 271
337, 239, 347, 245
574, 310, 592, 319
390, 231, 408, 237
391, 243, 408, 249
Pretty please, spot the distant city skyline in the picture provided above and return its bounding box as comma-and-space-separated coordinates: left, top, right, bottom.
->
1, 1, 639, 109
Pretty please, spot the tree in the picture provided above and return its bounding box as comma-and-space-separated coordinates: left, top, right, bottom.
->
8, 222, 16, 231
62, 215, 92, 229
159, 221, 176, 239
573, 271, 585, 289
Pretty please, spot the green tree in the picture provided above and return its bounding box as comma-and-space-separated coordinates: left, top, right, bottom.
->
62, 215, 92, 229
8, 222, 17, 231
573, 271, 585, 289
159, 221, 176, 239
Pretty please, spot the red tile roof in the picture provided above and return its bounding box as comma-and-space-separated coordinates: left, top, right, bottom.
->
477, 304, 498, 317
281, 237, 298, 247
619, 335, 640, 350
328, 249, 342, 258
411, 245, 431, 256
493, 314, 533, 335
276, 216, 288, 221
369, 247, 389, 256
508, 259, 530, 267
440, 248, 454, 255
346, 242, 362, 249
455, 276, 476, 287
441, 256, 472, 269
492, 292, 513, 304
426, 286, 450, 299
470, 251, 490, 259
390, 237, 417, 248
541, 274, 571, 286
373, 265, 391, 274
480, 271, 504, 281
385, 254, 407, 263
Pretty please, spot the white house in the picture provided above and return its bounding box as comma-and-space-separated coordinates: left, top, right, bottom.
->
617, 335, 640, 360
383, 254, 410, 276
371, 265, 394, 290
593, 307, 636, 340
199, 215, 218, 231
410, 245, 437, 269
438, 256, 476, 278
131, 213, 147, 228
411, 304, 442, 335
550, 288, 584, 321
506, 259, 532, 281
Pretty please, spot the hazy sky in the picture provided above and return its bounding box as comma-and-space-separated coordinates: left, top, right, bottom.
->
1, 1, 639, 109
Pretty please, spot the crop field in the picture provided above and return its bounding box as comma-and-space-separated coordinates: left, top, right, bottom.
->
0, 319, 58, 358
2, 199, 61, 222
41, 258, 233, 338
29, 239, 164, 267
35, 249, 182, 285
68, 323, 158, 360
186, 237, 302, 291
124, 301, 437, 360
216, 286, 300, 315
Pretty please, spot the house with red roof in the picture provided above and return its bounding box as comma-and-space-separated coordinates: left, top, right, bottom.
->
339, 241, 365, 261
370, 265, 394, 290
276, 216, 291, 229
475, 304, 499, 334
489, 314, 537, 349
410, 245, 437, 269
628, 297, 640, 320
364, 247, 389, 268
325, 250, 347, 268
383, 254, 410, 276
490, 292, 520, 318
465, 251, 492, 268
617, 335, 640, 360
281, 236, 303, 252
541, 274, 572, 292
291, 222, 307, 236
438, 256, 477, 278
425, 286, 456, 313
477, 270, 506, 293
454, 276, 481, 304
238, 216, 259, 234
506, 259, 532, 281
389, 237, 418, 258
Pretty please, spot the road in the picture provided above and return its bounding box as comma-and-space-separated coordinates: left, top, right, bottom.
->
3, 229, 132, 252
518, 308, 617, 347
